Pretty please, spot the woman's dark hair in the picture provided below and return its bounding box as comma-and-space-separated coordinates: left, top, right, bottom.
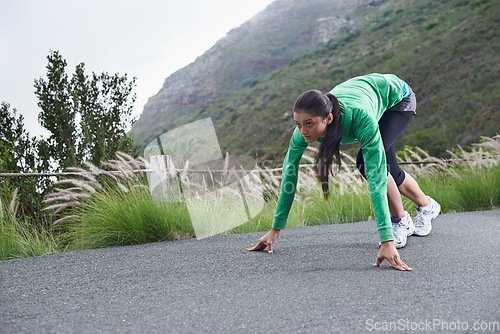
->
293, 90, 343, 200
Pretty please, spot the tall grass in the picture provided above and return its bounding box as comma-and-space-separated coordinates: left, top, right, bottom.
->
67, 185, 193, 250
45, 153, 194, 250
451, 137, 500, 210
410, 136, 500, 213
453, 167, 500, 211
0, 193, 59, 261
4, 135, 497, 260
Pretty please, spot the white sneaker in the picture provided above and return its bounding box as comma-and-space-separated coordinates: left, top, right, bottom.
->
392, 212, 415, 249
414, 196, 441, 236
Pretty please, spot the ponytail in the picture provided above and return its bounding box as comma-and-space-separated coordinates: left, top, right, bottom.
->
315, 93, 342, 200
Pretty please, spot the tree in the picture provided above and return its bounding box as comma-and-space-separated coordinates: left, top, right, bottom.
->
72, 64, 136, 166
0, 102, 48, 223
34, 50, 78, 170
34, 50, 137, 170
0, 102, 37, 174
0, 52, 137, 226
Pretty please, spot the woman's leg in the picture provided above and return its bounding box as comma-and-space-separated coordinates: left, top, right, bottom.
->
358, 146, 409, 219
387, 173, 406, 218
379, 90, 440, 237
397, 173, 429, 207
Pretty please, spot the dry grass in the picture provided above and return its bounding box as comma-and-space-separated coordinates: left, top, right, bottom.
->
41, 135, 500, 247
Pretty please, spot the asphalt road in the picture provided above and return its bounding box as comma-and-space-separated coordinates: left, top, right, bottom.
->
1, 210, 499, 333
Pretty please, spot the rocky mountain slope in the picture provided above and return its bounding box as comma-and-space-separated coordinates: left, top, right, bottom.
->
131, 0, 358, 147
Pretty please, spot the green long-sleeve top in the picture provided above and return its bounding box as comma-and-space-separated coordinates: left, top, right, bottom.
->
272, 73, 406, 242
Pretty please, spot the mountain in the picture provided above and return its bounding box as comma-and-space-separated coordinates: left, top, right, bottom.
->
131, 0, 358, 148
132, 0, 499, 161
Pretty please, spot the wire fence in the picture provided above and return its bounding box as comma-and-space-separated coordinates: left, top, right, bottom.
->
0, 158, 478, 178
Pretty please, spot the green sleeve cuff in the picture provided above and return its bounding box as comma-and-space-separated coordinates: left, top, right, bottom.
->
272, 217, 286, 230
378, 225, 394, 243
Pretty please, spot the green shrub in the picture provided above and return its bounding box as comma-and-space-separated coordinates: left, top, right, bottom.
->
0, 199, 59, 261
65, 183, 193, 250
453, 166, 500, 211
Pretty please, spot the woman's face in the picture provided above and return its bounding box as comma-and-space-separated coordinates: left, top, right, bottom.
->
294, 110, 333, 143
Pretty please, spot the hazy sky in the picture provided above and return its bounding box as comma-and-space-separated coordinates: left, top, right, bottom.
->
0, 0, 275, 138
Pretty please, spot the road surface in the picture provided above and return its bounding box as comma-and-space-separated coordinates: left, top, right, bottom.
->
1, 210, 499, 333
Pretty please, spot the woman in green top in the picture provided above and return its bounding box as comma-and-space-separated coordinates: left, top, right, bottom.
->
247, 73, 441, 271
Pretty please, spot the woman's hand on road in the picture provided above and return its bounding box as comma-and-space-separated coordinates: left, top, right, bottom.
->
247, 228, 280, 253
373, 240, 412, 271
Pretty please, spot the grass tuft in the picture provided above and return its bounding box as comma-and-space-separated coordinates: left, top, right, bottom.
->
66, 185, 193, 250
1, 195, 59, 261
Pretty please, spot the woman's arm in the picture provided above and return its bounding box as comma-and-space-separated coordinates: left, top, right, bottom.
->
354, 111, 393, 242
354, 110, 412, 271
272, 127, 308, 230
247, 127, 307, 253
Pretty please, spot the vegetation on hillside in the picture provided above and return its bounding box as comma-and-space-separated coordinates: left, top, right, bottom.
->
189, 0, 498, 161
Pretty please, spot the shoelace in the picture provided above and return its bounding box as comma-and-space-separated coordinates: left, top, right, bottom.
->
393, 220, 407, 233
415, 206, 430, 227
